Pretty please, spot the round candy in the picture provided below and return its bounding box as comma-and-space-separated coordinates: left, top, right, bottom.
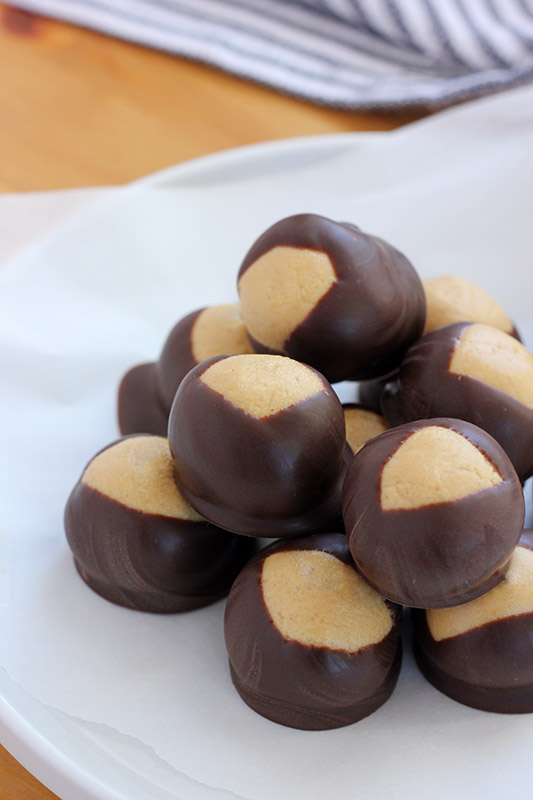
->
224, 533, 402, 729
64, 435, 254, 612
155, 303, 253, 410
423, 275, 519, 338
343, 403, 388, 457
118, 304, 253, 436
237, 214, 426, 383
342, 418, 524, 608
168, 353, 346, 537
413, 530, 533, 713
382, 322, 533, 481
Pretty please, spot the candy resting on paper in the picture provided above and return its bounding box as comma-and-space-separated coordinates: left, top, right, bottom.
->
413, 529, 533, 713
224, 533, 402, 729
64, 435, 254, 612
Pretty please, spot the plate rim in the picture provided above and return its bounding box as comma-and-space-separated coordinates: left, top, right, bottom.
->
0, 129, 387, 800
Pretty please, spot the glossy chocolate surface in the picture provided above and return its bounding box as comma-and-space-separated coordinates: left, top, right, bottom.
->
382, 321, 533, 481
64, 447, 255, 612
118, 362, 168, 437
238, 214, 426, 383
168, 356, 346, 537
412, 530, 533, 713
224, 533, 402, 729
357, 376, 392, 414
342, 418, 525, 608
117, 310, 202, 438
154, 309, 202, 410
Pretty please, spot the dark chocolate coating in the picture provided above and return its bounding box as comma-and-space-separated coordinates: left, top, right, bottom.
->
382, 321, 533, 482
412, 530, 533, 713
168, 355, 346, 537
342, 418, 525, 608
238, 214, 426, 383
357, 376, 392, 415
117, 310, 203, 438
224, 533, 402, 729
154, 309, 203, 410
118, 362, 168, 437
64, 455, 255, 613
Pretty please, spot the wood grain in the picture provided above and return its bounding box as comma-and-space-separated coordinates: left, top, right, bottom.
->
0, 4, 423, 193
0, 5, 429, 798
0, 745, 58, 800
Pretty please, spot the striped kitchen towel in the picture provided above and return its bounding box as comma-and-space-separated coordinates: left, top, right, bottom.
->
9, 0, 533, 107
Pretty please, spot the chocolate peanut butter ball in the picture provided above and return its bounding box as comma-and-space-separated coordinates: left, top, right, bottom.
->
413, 530, 533, 713
225, 533, 402, 729
64, 435, 254, 612
342, 418, 524, 609
382, 322, 533, 481
155, 304, 253, 410
343, 403, 388, 457
118, 304, 253, 436
423, 275, 519, 338
237, 214, 426, 383
168, 354, 346, 537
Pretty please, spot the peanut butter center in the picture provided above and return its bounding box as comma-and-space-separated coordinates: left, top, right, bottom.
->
423, 275, 513, 334
191, 304, 253, 363
238, 246, 336, 351
449, 323, 533, 409
82, 436, 203, 520
344, 407, 388, 455
427, 546, 533, 640
200, 354, 324, 418
380, 426, 502, 511
261, 550, 392, 652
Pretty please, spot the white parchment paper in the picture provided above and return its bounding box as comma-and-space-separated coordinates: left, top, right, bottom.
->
1, 84, 533, 800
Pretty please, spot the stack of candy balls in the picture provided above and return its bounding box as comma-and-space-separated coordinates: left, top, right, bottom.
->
64, 213, 533, 730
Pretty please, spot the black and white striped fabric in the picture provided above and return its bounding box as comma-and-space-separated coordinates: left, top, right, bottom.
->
12, 0, 533, 107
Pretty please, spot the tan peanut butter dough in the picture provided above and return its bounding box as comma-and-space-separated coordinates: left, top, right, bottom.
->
449, 323, 533, 409
427, 546, 533, 640
200, 354, 324, 418
262, 550, 392, 651
423, 275, 513, 334
344, 407, 388, 455
82, 435, 202, 520
380, 425, 502, 511
238, 246, 336, 351
191, 303, 253, 362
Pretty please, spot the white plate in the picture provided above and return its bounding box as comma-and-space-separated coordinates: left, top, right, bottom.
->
1, 85, 533, 800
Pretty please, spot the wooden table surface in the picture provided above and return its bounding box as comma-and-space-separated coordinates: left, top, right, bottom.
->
0, 4, 426, 798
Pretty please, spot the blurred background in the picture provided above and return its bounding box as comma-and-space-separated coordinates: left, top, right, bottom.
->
3, 0, 532, 193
